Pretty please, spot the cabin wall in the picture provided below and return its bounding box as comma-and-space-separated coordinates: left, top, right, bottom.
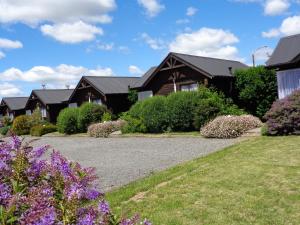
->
277, 67, 300, 99
141, 66, 233, 97
69, 87, 106, 107
106, 94, 133, 115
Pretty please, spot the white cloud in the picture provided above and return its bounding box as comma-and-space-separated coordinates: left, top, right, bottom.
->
262, 15, 300, 38
0, 0, 116, 26
0, 83, 22, 97
262, 28, 281, 37
176, 19, 190, 24
253, 46, 273, 61
40, 21, 103, 44
140, 33, 166, 50
137, 0, 165, 17
264, 0, 290, 15
0, 51, 5, 59
95, 42, 114, 51
169, 27, 242, 60
0, 38, 23, 49
129, 65, 144, 75
0, 64, 114, 88
186, 7, 198, 16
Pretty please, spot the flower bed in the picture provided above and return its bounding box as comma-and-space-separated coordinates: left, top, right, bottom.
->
0, 135, 150, 225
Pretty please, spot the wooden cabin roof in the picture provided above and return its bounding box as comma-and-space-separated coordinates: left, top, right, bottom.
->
266, 34, 300, 68
30, 89, 74, 105
1, 97, 29, 111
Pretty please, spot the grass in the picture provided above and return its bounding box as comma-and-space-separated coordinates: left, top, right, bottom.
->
107, 136, 300, 225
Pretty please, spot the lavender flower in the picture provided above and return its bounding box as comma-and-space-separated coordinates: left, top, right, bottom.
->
0, 183, 12, 206
10, 135, 21, 150
98, 200, 110, 215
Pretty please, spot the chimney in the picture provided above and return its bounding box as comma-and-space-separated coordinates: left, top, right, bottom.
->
41, 84, 46, 89
228, 67, 233, 75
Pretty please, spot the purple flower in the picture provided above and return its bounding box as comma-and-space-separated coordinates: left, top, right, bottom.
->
27, 160, 47, 181
143, 219, 152, 225
85, 188, 101, 200
98, 200, 110, 215
0, 183, 12, 206
77, 213, 96, 225
20, 206, 56, 225
31, 146, 49, 159
50, 151, 72, 178
10, 135, 21, 150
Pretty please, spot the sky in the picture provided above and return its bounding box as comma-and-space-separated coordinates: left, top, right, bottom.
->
0, 0, 300, 98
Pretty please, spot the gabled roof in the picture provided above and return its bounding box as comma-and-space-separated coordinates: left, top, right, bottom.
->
83, 76, 140, 94
1, 97, 28, 111
172, 52, 248, 77
132, 67, 157, 88
30, 89, 74, 105
266, 33, 300, 68
135, 52, 248, 88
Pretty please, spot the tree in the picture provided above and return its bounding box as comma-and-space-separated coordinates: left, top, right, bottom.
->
234, 66, 277, 119
128, 89, 138, 104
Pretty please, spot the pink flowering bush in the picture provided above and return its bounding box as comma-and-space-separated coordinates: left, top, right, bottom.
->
0, 135, 151, 225
88, 120, 127, 138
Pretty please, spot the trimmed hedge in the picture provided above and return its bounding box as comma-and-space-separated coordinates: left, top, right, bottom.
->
77, 102, 109, 132
12, 115, 31, 135
264, 90, 300, 135
30, 124, 57, 137
123, 86, 244, 133
57, 108, 79, 134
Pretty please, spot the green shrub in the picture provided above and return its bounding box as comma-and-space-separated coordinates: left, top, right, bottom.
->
30, 124, 57, 137
101, 112, 112, 122
0, 126, 10, 136
1, 116, 12, 127
12, 115, 31, 135
77, 103, 109, 132
120, 113, 146, 133
234, 66, 277, 118
57, 108, 79, 134
261, 124, 268, 136
166, 91, 200, 131
29, 108, 44, 127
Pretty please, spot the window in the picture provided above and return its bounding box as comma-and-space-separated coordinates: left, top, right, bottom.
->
26, 110, 32, 115
40, 107, 47, 118
9, 113, 14, 120
181, 83, 198, 92
138, 91, 153, 101
68, 103, 78, 108
92, 99, 102, 105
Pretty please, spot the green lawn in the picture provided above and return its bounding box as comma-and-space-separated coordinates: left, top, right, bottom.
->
107, 136, 300, 225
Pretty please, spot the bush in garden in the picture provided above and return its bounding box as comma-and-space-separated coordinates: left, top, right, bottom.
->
57, 108, 79, 134
30, 124, 57, 137
234, 66, 277, 118
0, 126, 10, 136
264, 90, 300, 135
29, 108, 44, 127
78, 103, 109, 132
0, 116, 12, 127
0, 135, 151, 225
201, 115, 262, 138
166, 91, 201, 131
12, 115, 31, 135
88, 120, 127, 138
102, 112, 112, 122
120, 113, 146, 133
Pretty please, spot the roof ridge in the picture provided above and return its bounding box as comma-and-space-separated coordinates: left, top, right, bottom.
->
281, 33, 300, 39
171, 52, 244, 63
2, 96, 28, 99
33, 89, 74, 91
84, 76, 140, 78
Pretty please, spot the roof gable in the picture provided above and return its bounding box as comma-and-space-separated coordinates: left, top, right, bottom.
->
1, 97, 28, 111
266, 34, 300, 67
30, 89, 74, 105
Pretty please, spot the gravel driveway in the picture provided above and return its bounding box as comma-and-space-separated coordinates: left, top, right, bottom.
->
27, 136, 239, 191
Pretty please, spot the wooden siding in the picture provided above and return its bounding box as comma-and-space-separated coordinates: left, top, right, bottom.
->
142, 66, 233, 97
277, 68, 300, 99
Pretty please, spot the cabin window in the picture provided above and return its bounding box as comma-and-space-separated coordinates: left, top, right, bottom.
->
138, 91, 153, 101
26, 110, 32, 115
9, 113, 14, 120
277, 68, 300, 99
68, 103, 78, 108
41, 107, 47, 118
181, 83, 198, 92
92, 99, 102, 105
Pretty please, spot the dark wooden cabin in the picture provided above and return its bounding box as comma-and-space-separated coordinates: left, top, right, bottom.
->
68, 76, 139, 114
25, 89, 74, 123
0, 97, 28, 120
133, 52, 248, 100
266, 33, 300, 99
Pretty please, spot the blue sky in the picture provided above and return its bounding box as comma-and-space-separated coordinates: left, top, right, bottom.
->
0, 0, 299, 98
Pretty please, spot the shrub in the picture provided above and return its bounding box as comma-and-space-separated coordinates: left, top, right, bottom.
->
166, 91, 201, 131
201, 115, 262, 138
120, 114, 146, 133
0, 126, 10, 136
30, 124, 57, 137
102, 112, 112, 122
88, 120, 127, 138
12, 115, 31, 135
234, 66, 277, 118
57, 108, 79, 134
0, 135, 151, 225
78, 103, 109, 132
264, 90, 300, 135
29, 108, 44, 127
0, 116, 12, 127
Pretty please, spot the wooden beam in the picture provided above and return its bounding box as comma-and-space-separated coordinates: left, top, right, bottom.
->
160, 64, 185, 71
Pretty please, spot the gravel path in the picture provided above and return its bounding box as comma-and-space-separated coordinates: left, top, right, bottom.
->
27, 136, 240, 191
